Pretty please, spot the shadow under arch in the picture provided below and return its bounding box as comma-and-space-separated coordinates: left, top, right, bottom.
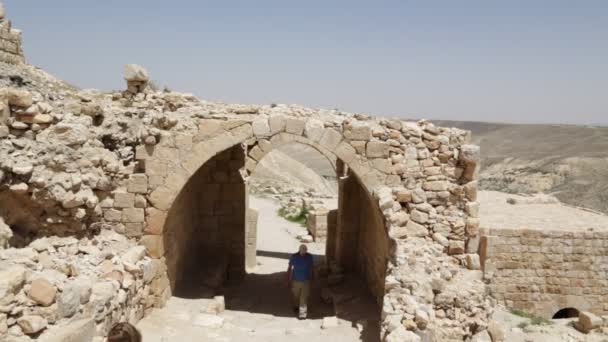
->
161, 133, 389, 340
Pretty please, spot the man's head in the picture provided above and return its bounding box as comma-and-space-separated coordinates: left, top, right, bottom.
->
298, 244, 307, 255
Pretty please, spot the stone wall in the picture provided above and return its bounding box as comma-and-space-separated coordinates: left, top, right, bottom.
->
0, 7, 25, 65
481, 228, 608, 319
307, 208, 328, 242
160, 145, 246, 295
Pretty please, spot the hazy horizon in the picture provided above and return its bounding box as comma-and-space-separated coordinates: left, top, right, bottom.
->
5, 1, 608, 126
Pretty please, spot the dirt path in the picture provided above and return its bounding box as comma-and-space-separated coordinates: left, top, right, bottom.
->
137, 196, 364, 342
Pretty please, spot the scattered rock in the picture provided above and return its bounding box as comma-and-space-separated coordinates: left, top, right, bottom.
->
17, 315, 47, 335
28, 278, 56, 307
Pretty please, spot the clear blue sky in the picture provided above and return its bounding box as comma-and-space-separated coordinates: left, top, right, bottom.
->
6, 0, 608, 125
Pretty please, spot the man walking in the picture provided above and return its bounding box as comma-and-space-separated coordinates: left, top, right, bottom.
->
287, 244, 314, 319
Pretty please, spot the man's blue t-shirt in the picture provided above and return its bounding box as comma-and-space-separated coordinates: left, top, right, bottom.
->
289, 253, 314, 282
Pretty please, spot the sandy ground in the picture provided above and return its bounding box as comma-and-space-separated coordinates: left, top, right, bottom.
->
137, 196, 364, 342
479, 191, 608, 231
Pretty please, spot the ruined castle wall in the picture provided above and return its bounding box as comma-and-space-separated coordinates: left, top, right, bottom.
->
481, 228, 608, 319
161, 145, 246, 293
0, 17, 25, 64
355, 175, 390, 306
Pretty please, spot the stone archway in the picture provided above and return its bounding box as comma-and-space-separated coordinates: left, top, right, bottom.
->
155, 124, 390, 303
134, 114, 485, 340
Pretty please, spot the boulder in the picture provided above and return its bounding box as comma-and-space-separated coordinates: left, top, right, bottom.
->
28, 278, 56, 306
575, 311, 602, 333
7, 88, 33, 108
17, 315, 48, 335
124, 64, 149, 82
58, 283, 81, 317
0, 265, 26, 299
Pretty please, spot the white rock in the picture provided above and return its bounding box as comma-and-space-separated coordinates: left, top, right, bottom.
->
17, 315, 47, 335
0, 265, 26, 299
124, 64, 149, 82
58, 283, 80, 318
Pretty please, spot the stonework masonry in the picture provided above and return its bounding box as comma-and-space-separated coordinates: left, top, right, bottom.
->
0, 6, 25, 65
481, 227, 608, 319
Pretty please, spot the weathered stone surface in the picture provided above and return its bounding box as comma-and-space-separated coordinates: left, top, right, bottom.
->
122, 208, 145, 223
124, 64, 149, 81
128, 174, 148, 194
285, 118, 305, 135
141, 235, 164, 258
58, 283, 80, 318
42, 318, 95, 342
366, 141, 388, 158
28, 278, 56, 306
18, 315, 47, 335
575, 311, 602, 333
252, 117, 271, 137
385, 326, 420, 342
487, 320, 505, 342
0, 265, 26, 299
114, 192, 135, 208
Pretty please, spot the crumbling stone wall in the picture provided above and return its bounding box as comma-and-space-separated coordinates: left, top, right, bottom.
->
481, 228, 608, 319
0, 4, 25, 65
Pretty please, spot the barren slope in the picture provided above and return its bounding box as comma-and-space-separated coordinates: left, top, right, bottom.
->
432, 120, 608, 213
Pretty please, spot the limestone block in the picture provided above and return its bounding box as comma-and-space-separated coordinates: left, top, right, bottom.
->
464, 181, 478, 201
122, 208, 145, 223
466, 218, 480, 236
466, 201, 479, 218
347, 122, 372, 141
319, 128, 342, 150
197, 119, 224, 140
304, 118, 324, 142
125, 223, 144, 237
249, 145, 265, 161
104, 209, 122, 222
350, 141, 366, 154
448, 240, 465, 255
145, 159, 168, 176
135, 145, 154, 160
395, 189, 412, 203
252, 116, 271, 137
432, 232, 449, 247
28, 278, 56, 306
141, 235, 164, 258
410, 209, 429, 224
258, 139, 273, 153
124, 64, 149, 82
371, 158, 391, 173
422, 181, 448, 191
149, 187, 175, 211
269, 114, 286, 134
113, 192, 135, 209
385, 326, 420, 342
0, 265, 26, 299
406, 220, 428, 237
17, 315, 47, 335
466, 254, 481, 270
145, 208, 167, 235
576, 311, 602, 333
366, 141, 389, 158
7, 88, 32, 108
128, 174, 148, 194
285, 118, 305, 135
58, 283, 80, 318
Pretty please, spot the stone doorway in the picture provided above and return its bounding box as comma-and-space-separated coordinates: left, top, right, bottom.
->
160, 141, 389, 340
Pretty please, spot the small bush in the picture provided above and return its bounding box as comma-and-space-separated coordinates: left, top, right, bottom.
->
277, 207, 309, 227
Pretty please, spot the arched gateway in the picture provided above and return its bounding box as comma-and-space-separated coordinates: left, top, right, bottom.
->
132, 110, 489, 340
